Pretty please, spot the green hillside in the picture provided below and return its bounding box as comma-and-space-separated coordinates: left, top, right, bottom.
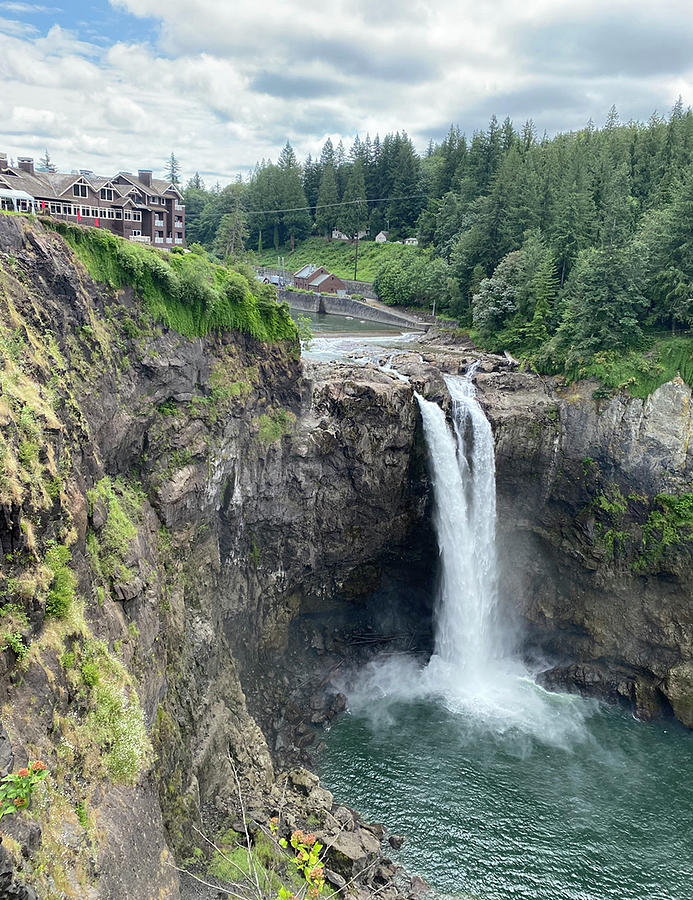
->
252, 237, 422, 283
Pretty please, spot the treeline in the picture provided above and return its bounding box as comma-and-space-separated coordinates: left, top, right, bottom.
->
181, 100, 693, 376
182, 131, 423, 254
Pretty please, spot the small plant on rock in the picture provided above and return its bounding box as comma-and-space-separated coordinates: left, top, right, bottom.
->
0, 761, 48, 821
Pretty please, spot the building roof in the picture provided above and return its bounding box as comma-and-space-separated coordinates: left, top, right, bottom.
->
309, 272, 341, 287
0, 188, 36, 202
294, 264, 318, 279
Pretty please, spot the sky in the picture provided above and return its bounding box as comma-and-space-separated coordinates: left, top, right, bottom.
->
1, 0, 692, 186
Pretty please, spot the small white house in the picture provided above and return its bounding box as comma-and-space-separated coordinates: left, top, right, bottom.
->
332, 228, 368, 242
404, 237, 419, 246
374, 231, 388, 243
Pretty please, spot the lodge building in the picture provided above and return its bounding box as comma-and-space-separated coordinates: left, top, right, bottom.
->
0, 154, 185, 248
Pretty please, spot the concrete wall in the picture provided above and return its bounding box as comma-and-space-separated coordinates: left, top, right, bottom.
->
278, 289, 427, 330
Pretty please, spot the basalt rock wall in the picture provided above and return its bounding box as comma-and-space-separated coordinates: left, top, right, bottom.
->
474, 368, 693, 723
0, 216, 427, 899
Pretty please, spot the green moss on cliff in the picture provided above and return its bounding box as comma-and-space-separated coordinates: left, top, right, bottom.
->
87, 477, 143, 586
590, 485, 693, 572
570, 337, 693, 399
257, 410, 296, 445
634, 493, 693, 573
46, 222, 297, 345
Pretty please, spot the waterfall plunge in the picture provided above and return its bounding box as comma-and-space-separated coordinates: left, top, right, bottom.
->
345, 362, 594, 746
417, 368, 502, 685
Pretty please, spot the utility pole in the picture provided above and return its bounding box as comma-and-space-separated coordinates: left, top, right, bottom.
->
354, 232, 359, 281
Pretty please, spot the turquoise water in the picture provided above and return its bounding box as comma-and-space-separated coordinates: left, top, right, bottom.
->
319, 689, 693, 900
289, 307, 409, 335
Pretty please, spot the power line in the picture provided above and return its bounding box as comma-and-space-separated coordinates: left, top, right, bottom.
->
245, 192, 429, 216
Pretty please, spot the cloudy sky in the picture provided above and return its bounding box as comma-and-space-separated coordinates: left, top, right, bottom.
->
1, 0, 692, 185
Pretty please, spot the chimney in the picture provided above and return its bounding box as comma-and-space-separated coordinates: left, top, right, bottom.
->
0, 153, 7, 171
138, 169, 152, 187
18, 157, 35, 175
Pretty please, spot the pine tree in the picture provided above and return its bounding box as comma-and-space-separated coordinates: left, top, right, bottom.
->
277, 142, 311, 249
165, 152, 181, 185
37, 149, 56, 173
315, 164, 339, 239
337, 159, 367, 239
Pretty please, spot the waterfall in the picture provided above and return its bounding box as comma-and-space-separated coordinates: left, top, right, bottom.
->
343, 360, 594, 744
415, 364, 507, 693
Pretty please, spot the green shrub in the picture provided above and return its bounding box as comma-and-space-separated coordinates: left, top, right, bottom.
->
47, 223, 297, 345
257, 410, 295, 445
44, 543, 76, 618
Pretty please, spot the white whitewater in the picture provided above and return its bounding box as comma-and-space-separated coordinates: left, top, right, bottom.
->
420, 365, 501, 683
346, 361, 595, 747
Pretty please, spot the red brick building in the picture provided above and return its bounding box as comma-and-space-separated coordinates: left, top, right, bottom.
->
0, 154, 185, 248
307, 272, 345, 294
292, 264, 346, 294
293, 264, 328, 290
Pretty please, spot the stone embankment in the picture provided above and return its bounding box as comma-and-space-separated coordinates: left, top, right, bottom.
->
278, 287, 429, 330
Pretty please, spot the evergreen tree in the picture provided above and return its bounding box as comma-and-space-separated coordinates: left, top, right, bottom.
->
277, 142, 311, 249
387, 135, 422, 235
557, 245, 646, 368
165, 152, 181, 185
37, 149, 56, 173
302, 154, 321, 216
337, 159, 367, 239
315, 163, 339, 239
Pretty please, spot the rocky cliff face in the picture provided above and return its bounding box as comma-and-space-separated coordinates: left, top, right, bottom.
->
474, 367, 693, 724
0, 216, 426, 899
0, 215, 691, 900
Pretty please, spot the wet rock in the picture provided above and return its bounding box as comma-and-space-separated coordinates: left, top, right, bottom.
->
327, 828, 381, 878
325, 868, 347, 890
332, 806, 355, 831
388, 834, 405, 850
0, 726, 13, 777
666, 664, 693, 727
409, 874, 433, 896
288, 768, 319, 793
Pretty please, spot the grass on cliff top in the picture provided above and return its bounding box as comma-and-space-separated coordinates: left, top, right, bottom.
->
46, 221, 297, 344
567, 336, 693, 399
252, 235, 422, 283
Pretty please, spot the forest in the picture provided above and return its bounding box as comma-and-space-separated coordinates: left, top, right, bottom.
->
180, 101, 693, 385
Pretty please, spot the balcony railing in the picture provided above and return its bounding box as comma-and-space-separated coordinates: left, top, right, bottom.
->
154, 237, 164, 244
129, 235, 151, 244
165, 238, 172, 244
154, 218, 164, 226
175, 238, 183, 245
175, 203, 184, 210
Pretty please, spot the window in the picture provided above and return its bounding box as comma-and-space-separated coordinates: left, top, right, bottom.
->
124, 211, 132, 220
50, 203, 60, 213
63, 204, 72, 215
73, 183, 88, 197
91, 208, 99, 217
81, 206, 90, 217
132, 211, 141, 221
131, 229, 141, 237
100, 188, 114, 201
115, 210, 122, 219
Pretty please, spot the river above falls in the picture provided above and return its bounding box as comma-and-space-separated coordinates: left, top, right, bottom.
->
318, 689, 693, 900
289, 306, 418, 337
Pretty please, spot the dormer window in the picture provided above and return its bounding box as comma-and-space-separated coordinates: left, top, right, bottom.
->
73, 183, 88, 197
100, 188, 113, 201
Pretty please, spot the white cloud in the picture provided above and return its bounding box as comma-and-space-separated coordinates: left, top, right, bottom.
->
1, 0, 692, 184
